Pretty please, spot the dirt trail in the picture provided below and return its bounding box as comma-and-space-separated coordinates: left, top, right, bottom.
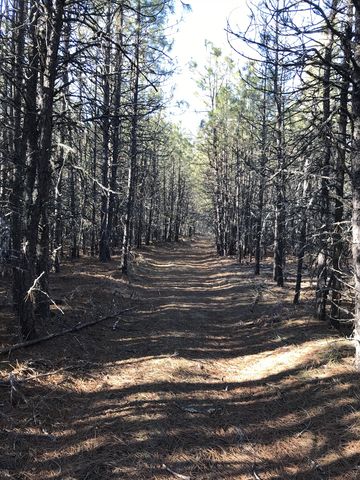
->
1, 238, 360, 479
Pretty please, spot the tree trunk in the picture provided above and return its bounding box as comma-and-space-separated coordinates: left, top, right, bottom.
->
99, 4, 112, 263
351, 3, 360, 369
294, 159, 310, 304
121, 1, 140, 273
330, 5, 350, 325
272, 8, 285, 287
316, 1, 337, 320
108, 5, 124, 252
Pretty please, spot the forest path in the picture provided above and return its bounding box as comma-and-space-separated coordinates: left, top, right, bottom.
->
1, 238, 359, 479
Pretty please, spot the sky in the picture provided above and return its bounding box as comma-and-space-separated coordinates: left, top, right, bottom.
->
166, 0, 248, 135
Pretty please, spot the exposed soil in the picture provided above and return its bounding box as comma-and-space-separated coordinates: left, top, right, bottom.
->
0, 238, 360, 479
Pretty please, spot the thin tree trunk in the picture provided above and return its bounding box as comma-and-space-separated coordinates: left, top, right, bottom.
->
108, 5, 124, 252
330, 6, 350, 325
316, 1, 337, 320
121, 1, 140, 273
255, 70, 267, 275
294, 159, 310, 304
99, 4, 112, 262
272, 8, 285, 287
351, 3, 360, 369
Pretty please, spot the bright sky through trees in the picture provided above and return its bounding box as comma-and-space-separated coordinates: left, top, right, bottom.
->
168, 0, 248, 134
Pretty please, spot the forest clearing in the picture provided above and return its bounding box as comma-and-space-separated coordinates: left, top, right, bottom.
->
1, 238, 359, 479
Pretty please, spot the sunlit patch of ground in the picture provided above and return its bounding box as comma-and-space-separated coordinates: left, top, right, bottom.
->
0, 238, 360, 479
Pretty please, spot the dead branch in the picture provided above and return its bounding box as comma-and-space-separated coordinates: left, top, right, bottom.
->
25, 271, 45, 303
174, 402, 221, 415
250, 288, 263, 312
9, 373, 27, 405
252, 469, 262, 480
162, 464, 191, 480
0, 307, 135, 356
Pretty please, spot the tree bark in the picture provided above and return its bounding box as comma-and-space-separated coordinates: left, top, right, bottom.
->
351, 2, 360, 369
121, 1, 140, 273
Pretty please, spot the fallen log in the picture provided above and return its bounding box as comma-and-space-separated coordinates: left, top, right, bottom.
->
0, 307, 135, 356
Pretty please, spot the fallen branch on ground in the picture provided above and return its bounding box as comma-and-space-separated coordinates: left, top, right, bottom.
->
0, 367, 67, 387
174, 401, 221, 415
0, 361, 108, 387
0, 307, 135, 356
162, 464, 191, 480
252, 468, 262, 480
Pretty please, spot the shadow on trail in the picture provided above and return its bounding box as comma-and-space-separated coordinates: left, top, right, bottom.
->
0, 237, 359, 479
1, 368, 359, 479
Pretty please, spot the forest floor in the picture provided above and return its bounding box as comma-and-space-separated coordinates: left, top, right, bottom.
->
0, 238, 360, 480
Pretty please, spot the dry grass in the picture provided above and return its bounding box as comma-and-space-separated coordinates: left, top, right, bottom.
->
0, 238, 360, 479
